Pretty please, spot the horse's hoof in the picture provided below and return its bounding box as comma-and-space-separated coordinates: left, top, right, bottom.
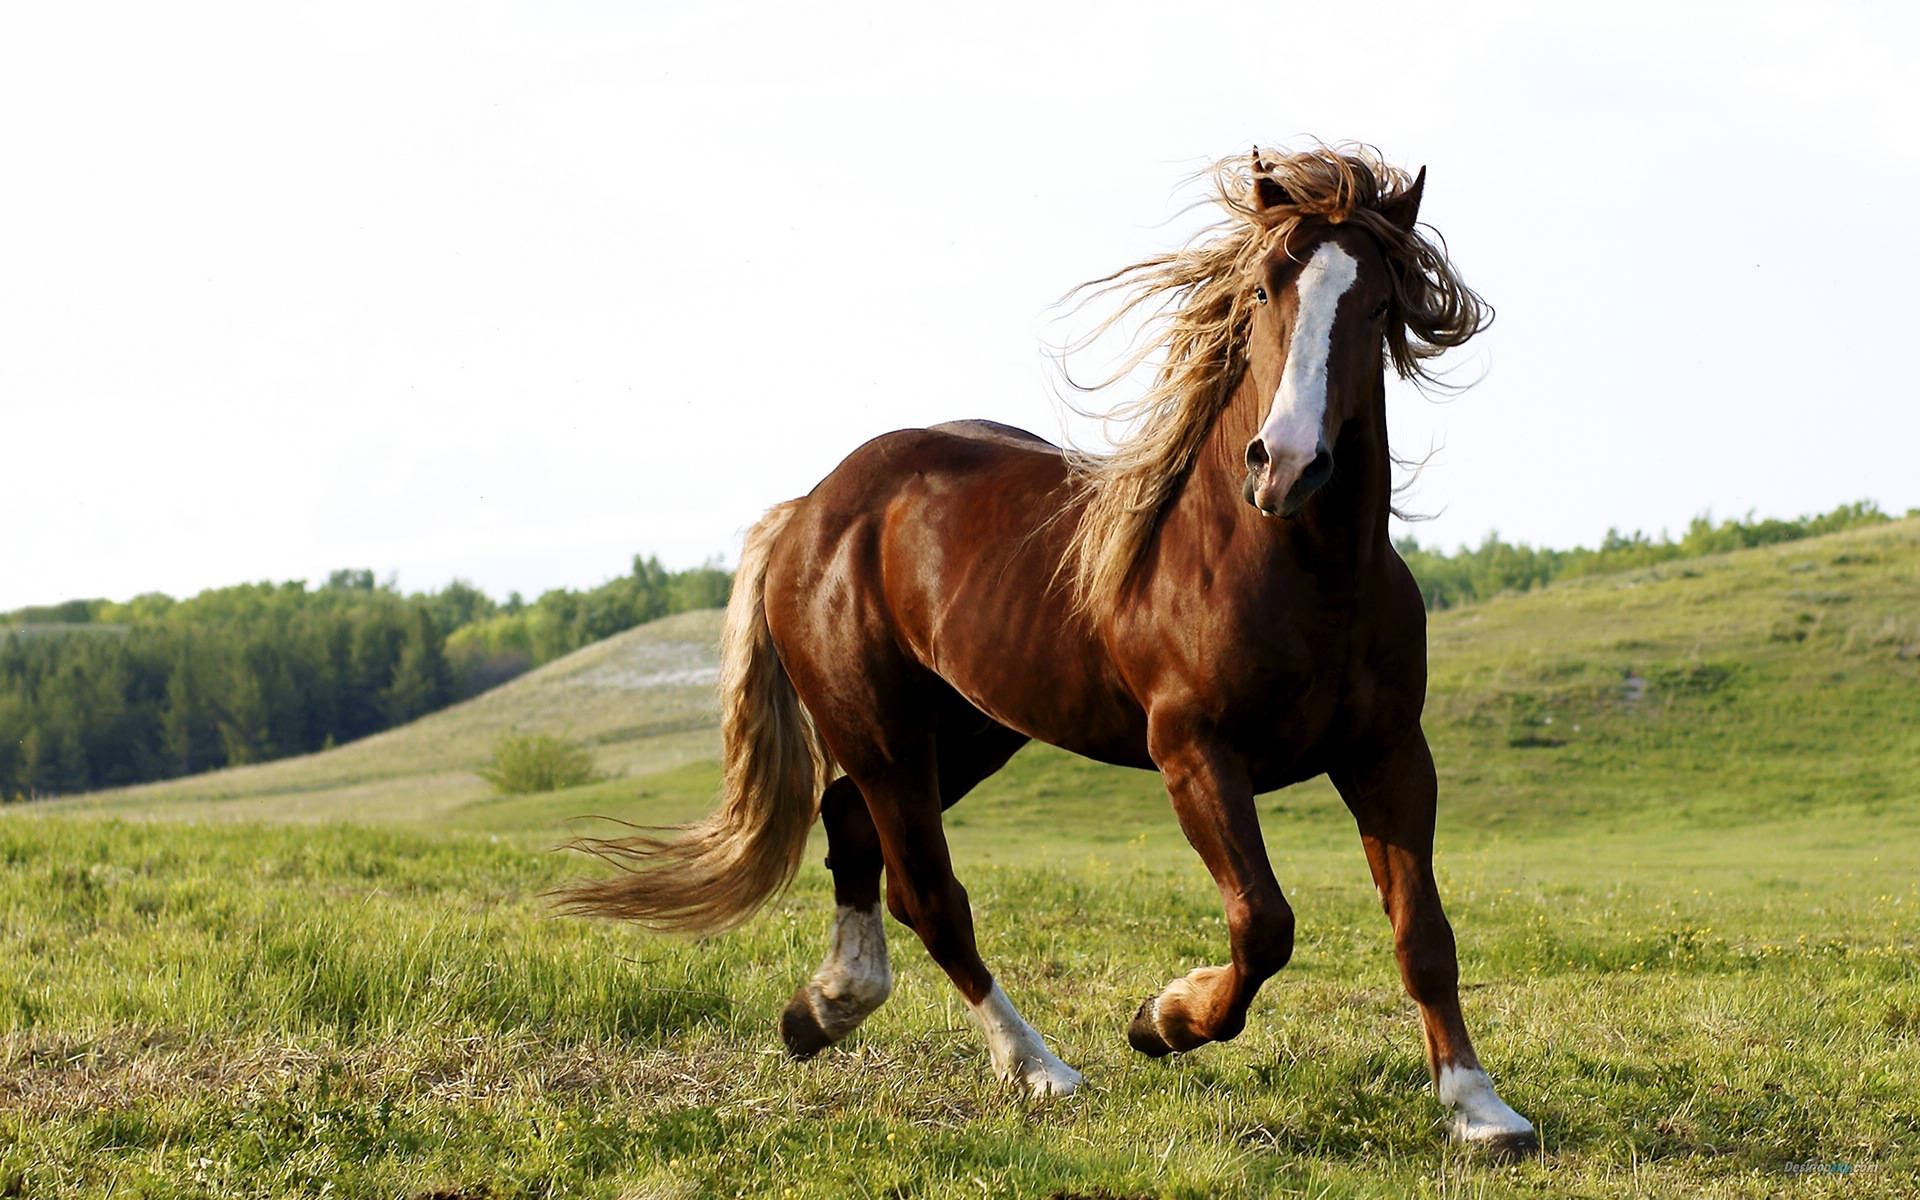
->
779, 987, 834, 1060
1441, 1065, 1537, 1159
1126, 996, 1174, 1058
1467, 1128, 1540, 1162
1013, 1056, 1084, 1097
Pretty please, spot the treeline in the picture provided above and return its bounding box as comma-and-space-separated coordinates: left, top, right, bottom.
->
1397, 501, 1905, 611
1, 558, 731, 801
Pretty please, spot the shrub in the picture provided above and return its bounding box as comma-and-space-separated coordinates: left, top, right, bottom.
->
478, 732, 597, 795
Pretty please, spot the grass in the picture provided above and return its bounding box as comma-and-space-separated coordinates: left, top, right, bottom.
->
4, 520, 1919, 1197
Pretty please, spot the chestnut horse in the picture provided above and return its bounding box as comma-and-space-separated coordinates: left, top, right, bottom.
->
562, 144, 1537, 1154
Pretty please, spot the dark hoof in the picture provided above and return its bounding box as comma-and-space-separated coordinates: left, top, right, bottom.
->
779, 988, 834, 1060
1126, 996, 1174, 1058
1470, 1129, 1540, 1162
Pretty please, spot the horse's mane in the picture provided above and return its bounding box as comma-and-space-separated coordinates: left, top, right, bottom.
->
1060, 142, 1489, 617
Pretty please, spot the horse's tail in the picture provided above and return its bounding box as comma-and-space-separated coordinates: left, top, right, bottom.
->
554, 499, 833, 933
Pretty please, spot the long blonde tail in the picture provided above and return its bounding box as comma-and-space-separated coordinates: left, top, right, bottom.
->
554, 500, 833, 933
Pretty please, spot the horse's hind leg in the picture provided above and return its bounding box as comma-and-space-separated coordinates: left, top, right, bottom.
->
771, 551, 1074, 1093
780, 776, 893, 1059
1332, 730, 1537, 1157
796, 704, 1076, 1095
856, 730, 1082, 1096
779, 718, 1074, 1097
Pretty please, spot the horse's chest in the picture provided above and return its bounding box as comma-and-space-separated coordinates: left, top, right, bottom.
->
1216, 641, 1347, 752
1188, 605, 1419, 784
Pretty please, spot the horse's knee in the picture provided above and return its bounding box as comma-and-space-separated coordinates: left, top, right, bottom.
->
1233, 902, 1296, 977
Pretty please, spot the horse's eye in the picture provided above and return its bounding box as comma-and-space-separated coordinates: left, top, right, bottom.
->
1254, 286, 1269, 304
1370, 299, 1390, 321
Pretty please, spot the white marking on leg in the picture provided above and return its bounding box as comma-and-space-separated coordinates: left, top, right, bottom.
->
968, 982, 1082, 1097
1253, 241, 1360, 470
803, 903, 891, 1039
1437, 1064, 1534, 1144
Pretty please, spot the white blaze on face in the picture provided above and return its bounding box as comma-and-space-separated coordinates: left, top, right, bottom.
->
1254, 240, 1360, 472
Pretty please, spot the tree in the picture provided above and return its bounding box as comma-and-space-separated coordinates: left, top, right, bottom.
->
427, 579, 496, 634
160, 652, 197, 777
380, 610, 451, 725
216, 649, 273, 766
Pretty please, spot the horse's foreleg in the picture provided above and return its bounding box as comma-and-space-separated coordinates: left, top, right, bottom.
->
781, 776, 893, 1059
1130, 735, 1295, 1056
1333, 730, 1537, 1157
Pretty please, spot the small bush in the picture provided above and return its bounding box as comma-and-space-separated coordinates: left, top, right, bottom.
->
478, 732, 597, 795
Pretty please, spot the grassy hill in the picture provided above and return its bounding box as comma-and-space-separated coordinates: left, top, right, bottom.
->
5, 520, 1917, 1199
1422, 515, 1920, 827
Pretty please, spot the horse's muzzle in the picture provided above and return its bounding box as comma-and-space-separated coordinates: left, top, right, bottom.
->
1243, 438, 1333, 517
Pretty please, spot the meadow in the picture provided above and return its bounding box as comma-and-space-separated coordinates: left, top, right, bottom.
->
4, 521, 1918, 1198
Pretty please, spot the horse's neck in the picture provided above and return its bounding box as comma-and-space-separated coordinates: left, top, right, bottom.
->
1179, 368, 1395, 570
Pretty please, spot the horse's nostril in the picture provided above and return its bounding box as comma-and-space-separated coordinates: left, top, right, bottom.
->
1244, 438, 1269, 471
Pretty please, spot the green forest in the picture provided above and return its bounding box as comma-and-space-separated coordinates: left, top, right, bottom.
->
0, 559, 729, 801
1, 502, 1903, 802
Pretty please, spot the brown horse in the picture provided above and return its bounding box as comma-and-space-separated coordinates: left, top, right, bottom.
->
562, 144, 1537, 1154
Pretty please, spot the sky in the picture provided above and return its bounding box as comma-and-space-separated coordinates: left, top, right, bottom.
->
4, 1, 1916, 611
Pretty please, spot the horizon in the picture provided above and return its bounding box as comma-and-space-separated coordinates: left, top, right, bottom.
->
6, 497, 1905, 615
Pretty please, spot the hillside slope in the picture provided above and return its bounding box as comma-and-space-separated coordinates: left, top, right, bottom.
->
43, 518, 1920, 833
1420, 516, 1920, 829
60, 609, 724, 822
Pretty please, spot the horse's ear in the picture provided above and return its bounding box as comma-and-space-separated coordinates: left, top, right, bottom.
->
1253, 173, 1293, 212
1250, 149, 1292, 211
1380, 166, 1426, 232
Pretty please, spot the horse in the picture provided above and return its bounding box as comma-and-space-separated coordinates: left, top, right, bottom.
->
560, 143, 1538, 1155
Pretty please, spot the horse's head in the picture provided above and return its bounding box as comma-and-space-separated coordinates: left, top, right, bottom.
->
1063, 146, 1485, 613
1240, 169, 1424, 517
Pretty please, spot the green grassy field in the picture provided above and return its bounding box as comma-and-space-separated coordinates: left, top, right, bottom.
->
5, 521, 1918, 1198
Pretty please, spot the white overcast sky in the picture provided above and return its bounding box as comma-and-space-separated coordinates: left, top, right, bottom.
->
3, 1, 1915, 611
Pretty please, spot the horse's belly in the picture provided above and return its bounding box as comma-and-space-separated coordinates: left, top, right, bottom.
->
932, 645, 1153, 769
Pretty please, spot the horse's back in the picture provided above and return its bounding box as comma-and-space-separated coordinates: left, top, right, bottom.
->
791, 420, 1072, 524
927, 419, 1062, 453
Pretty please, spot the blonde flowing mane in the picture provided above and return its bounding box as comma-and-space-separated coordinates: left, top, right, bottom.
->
1061, 143, 1489, 617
